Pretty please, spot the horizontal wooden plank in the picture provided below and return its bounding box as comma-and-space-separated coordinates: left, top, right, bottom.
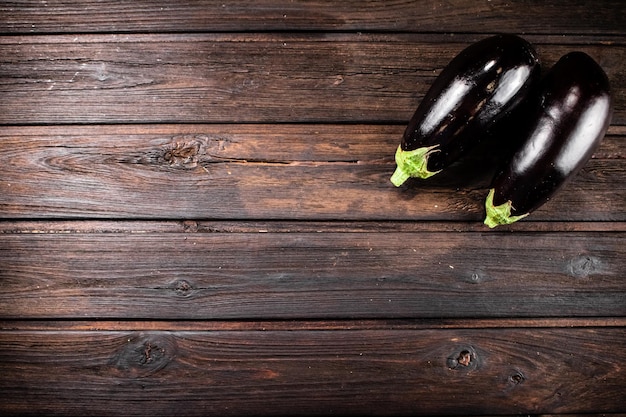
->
1, 327, 624, 415
0, 125, 623, 221
0, 0, 623, 35
1, 231, 623, 319
1, 220, 625, 235
3, 318, 626, 332
0, 34, 624, 124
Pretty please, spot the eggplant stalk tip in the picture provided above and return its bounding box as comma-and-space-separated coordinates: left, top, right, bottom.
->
484, 188, 529, 228
390, 144, 442, 186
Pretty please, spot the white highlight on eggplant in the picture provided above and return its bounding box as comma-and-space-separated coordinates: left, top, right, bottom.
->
483, 59, 497, 72
512, 117, 554, 174
491, 66, 531, 105
554, 95, 611, 175
419, 78, 473, 136
512, 86, 579, 174
546, 85, 580, 120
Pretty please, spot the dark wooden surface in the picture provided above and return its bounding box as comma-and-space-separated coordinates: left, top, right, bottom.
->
0, 1, 624, 416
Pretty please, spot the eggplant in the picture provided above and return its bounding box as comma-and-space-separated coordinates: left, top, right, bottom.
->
390, 34, 540, 186
484, 51, 612, 228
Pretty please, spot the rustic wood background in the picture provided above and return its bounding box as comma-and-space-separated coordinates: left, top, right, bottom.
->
1, 1, 624, 415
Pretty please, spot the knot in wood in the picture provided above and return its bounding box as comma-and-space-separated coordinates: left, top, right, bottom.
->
111, 333, 177, 378
466, 270, 488, 284
509, 371, 525, 385
173, 279, 194, 296
567, 254, 602, 278
162, 136, 205, 168
447, 346, 478, 371
182, 220, 199, 233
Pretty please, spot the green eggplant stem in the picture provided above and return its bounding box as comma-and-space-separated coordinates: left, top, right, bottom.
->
390, 144, 442, 187
483, 188, 529, 228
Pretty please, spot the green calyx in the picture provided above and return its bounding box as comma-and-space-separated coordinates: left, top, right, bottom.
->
483, 188, 529, 228
390, 144, 442, 187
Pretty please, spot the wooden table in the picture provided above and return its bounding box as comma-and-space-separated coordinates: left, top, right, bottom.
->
1, 1, 624, 415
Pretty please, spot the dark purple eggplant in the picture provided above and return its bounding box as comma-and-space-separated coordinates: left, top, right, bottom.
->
484, 51, 612, 228
390, 34, 540, 186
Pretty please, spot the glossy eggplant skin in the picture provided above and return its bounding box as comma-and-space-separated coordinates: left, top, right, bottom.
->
484, 51, 613, 228
390, 34, 540, 186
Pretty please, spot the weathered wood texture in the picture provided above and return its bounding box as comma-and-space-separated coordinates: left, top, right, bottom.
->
1, 229, 624, 319
1, 34, 624, 124
0, 125, 623, 220
0, 1, 624, 416
1, 327, 625, 416
0, 0, 623, 34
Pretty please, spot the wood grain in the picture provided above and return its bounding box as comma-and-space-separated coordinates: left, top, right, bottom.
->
1, 34, 624, 124
3, 317, 626, 331
1, 327, 624, 416
0, 125, 623, 220
1, 231, 623, 319
1, 219, 625, 235
0, 0, 623, 35
1, 1, 624, 415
